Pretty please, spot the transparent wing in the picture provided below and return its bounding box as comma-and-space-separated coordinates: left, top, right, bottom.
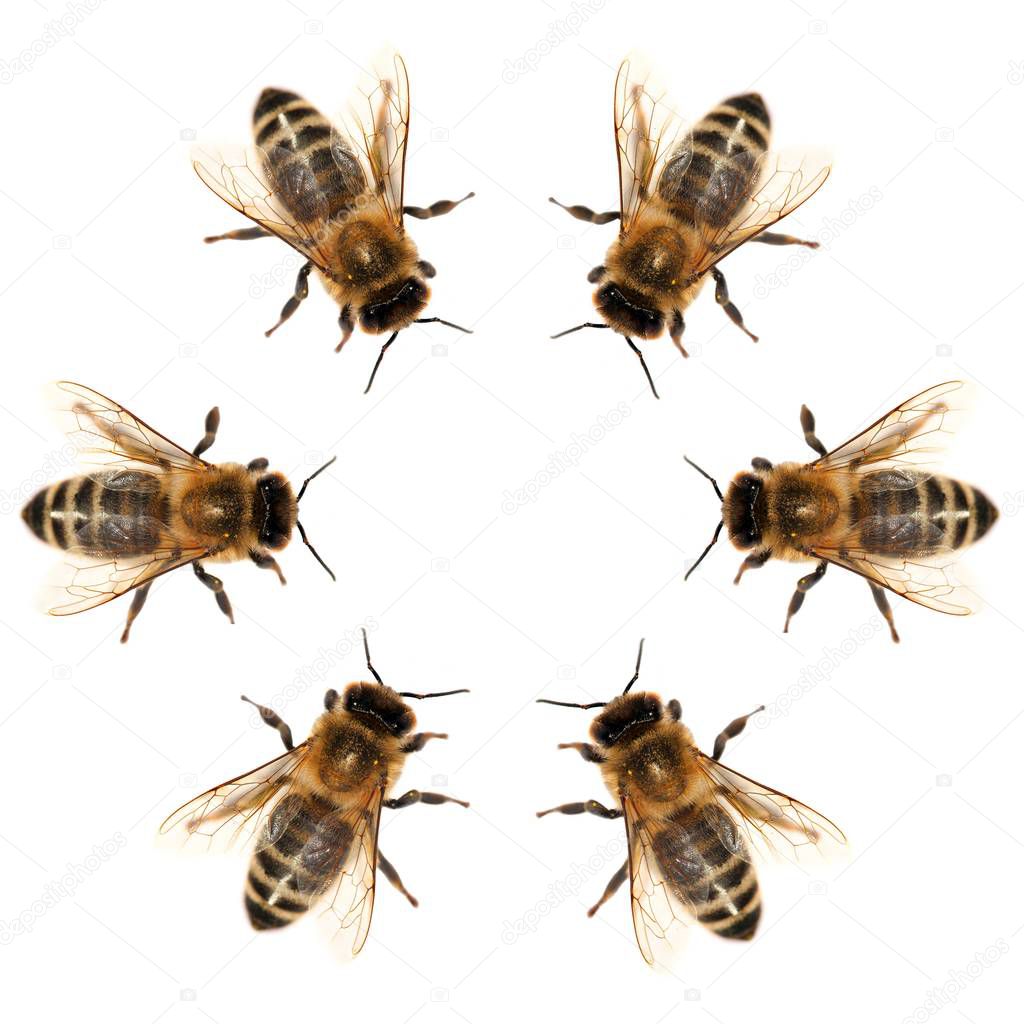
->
696, 755, 846, 863
59, 382, 209, 473
813, 381, 964, 473
349, 53, 410, 228
194, 145, 335, 270
623, 795, 695, 965
691, 152, 831, 277
51, 541, 209, 615
614, 58, 684, 232
159, 744, 310, 852
321, 784, 384, 957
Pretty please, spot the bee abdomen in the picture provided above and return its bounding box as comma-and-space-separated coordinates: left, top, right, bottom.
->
244, 794, 353, 932
253, 88, 366, 221
692, 855, 762, 940
658, 93, 771, 229
21, 471, 162, 554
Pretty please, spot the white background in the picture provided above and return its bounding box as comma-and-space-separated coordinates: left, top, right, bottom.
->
1, 0, 1021, 1021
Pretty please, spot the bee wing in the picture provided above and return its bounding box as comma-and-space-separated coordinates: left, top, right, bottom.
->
348, 52, 410, 228
614, 58, 685, 233
695, 754, 846, 863
320, 784, 385, 956
812, 381, 964, 473
690, 151, 831, 277
59, 382, 210, 473
193, 145, 335, 271
160, 744, 310, 852
623, 795, 696, 965
51, 540, 210, 616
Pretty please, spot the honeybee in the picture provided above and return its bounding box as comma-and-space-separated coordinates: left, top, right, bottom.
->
21, 382, 335, 643
197, 53, 473, 392
537, 640, 843, 963
684, 381, 999, 642
550, 59, 829, 398
161, 630, 469, 951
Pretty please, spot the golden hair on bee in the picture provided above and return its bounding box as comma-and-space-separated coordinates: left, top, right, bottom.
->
683, 381, 999, 642
536, 639, 843, 963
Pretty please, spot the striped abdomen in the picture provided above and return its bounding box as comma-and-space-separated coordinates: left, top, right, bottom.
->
653, 803, 761, 940
253, 88, 366, 222
855, 470, 998, 554
658, 93, 771, 229
21, 470, 164, 555
245, 792, 353, 931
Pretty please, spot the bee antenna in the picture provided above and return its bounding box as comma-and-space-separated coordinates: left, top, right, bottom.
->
550, 321, 609, 339
398, 689, 471, 700
297, 456, 337, 503
296, 520, 336, 581
622, 638, 645, 694
684, 520, 724, 581
361, 627, 384, 685
684, 455, 723, 501
536, 698, 607, 710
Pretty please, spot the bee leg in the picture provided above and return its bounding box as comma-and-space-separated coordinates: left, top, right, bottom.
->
799, 405, 828, 457
536, 799, 622, 820
203, 225, 272, 243
377, 851, 418, 907
264, 259, 313, 338
384, 789, 470, 810
249, 550, 286, 585
783, 559, 828, 633
556, 742, 606, 763
336, 306, 354, 353
403, 191, 475, 219
364, 330, 400, 394
711, 267, 758, 342
120, 581, 153, 644
750, 230, 819, 249
734, 549, 771, 584
240, 695, 294, 751
247, 457, 269, 472
548, 197, 620, 225
867, 581, 901, 643
192, 406, 220, 458
401, 731, 448, 754
192, 562, 234, 624
587, 860, 628, 918
669, 310, 688, 358
711, 705, 766, 760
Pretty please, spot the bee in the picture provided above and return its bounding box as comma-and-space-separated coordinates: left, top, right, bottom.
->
161, 630, 469, 951
537, 640, 843, 963
684, 381, 999, 642
197, 53, 473, 392
550, 59, 829, 398
21, 382, 335, 643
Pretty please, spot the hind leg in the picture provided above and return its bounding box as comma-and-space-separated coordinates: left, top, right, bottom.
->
868, 581, 900, 643
120, 581, 154, 644
587, 860, 628, 917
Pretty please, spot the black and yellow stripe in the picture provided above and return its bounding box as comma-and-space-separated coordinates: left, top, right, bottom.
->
253, 88, 366, 222
659, 93, 771, 229
244, 793, 354, 931
21, 471, 163, 556
655, 805, 762, 941
858, 471, 998, 554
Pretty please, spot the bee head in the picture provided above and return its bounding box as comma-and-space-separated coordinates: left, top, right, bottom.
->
360, 277, 430, 334
254, 471, 297, 550
723, 471, 766, 549
341, 681, 416, 737
590, 692, 664, 748
594, 282, 663, 339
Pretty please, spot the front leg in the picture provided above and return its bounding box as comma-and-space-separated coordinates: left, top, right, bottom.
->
734, 549, 771, 584
401, 731, 448, 754
193, 407, 220, 458
799, 404, 828, 457
384, 789, 469, 810
556, 742, 606, 763
403, 192, 475, 219
193, 561, 234, 624
536, 799, 622, 820
548, 197, 620, 225
750, 230, 818, 248
711, 705, 765, 761
240, 694, 295, 751
250, 549, 286, 585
